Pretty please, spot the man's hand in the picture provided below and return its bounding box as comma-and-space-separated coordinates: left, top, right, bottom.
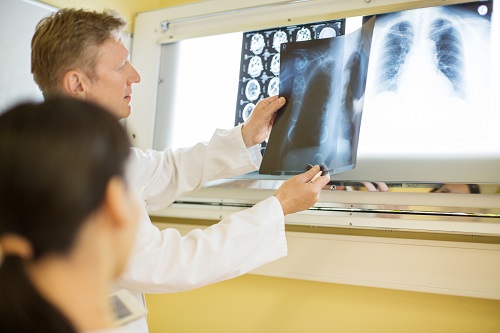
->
273, 165, 330, 216
241, 96, 286, 148
360, 182, 389, 192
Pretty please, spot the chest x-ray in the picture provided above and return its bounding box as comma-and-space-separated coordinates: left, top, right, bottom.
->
260, 17, 375, 175
361, 1, 492, 155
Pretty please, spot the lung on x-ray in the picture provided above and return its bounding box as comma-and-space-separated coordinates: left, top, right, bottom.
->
259, 17, 375, 175
361, 1, 492, 148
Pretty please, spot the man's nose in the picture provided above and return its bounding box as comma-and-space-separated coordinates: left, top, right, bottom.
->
129, 64, 141, 84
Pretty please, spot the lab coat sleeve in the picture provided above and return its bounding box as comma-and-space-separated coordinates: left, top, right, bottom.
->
127, 124, 262, 211
116, 124, 286, 294
116, 196, 286, 293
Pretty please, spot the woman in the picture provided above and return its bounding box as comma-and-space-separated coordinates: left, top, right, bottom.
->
0, 97, 140, 332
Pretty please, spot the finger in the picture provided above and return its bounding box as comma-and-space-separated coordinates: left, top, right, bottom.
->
254, 95, 278, 110
270, 96, 286, 110
262, 95, 279, 104
317, 175, 331, 187
302, 165, 320, 182
269, 112, 276, 126
361, 182, 378, 192
309, 171, 324, 183
375, 182, 389, 192
309, 174, 330, 188
260, 96, 285, 115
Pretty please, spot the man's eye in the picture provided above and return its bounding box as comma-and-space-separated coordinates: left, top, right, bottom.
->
119, 61, 130, 70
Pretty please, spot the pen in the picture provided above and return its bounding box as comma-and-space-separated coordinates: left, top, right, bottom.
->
308, 170, 323, 184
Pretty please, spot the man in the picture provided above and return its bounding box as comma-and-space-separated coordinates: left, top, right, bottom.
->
31, 8, 330, 332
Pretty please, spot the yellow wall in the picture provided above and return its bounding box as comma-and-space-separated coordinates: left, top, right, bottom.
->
39, 0, 200, 30
146, 274, 500, 333
36, 0, 500, 331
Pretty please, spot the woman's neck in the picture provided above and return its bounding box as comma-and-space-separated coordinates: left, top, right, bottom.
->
27, 245, 116, 331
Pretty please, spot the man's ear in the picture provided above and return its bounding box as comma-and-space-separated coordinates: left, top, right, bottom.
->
60, 70, 88, 98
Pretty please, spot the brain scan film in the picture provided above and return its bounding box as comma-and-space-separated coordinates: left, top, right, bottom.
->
267, 77, 280, 96
234, 19, 346, 129
250, 33, 265, 54
319, 27, 337, 39
248, 56, 264, 78
296, 27, 312, 41
245, 79, 261, 101
273, 30, 288, 51
270, 54, 281, 76
242, 103, 256, 121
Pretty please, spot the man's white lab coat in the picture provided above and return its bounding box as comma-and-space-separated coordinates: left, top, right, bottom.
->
114, 125, 287, 332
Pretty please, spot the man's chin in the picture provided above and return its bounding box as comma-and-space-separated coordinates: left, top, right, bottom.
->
108, 106, 130, 120
119, 108, 131, 120
124, 105, 132, 117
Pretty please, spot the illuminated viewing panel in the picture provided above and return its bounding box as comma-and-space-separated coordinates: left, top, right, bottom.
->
154, 0, 499, 184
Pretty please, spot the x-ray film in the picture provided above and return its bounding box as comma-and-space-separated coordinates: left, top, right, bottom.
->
234, 19, 346, 129
260, 17, 375, 175
360, 1, 493, 151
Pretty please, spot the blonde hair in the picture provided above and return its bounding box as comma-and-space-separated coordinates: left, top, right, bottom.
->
31, 8, 126, 96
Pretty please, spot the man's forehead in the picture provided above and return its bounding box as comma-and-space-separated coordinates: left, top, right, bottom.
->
98, 39, 130, 60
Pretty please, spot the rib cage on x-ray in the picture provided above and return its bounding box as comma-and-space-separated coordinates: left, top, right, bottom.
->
379, 20, 414, 92
429, 18, 465, 97
287, 58, 336, 164
361, 1, 492, 156
259, 17, 375, 175
378, 18, 466, 96
373, 3, 489, 101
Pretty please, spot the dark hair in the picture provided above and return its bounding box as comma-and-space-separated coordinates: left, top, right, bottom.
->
430, 183, 481, 194
0, 96, 131, 332
467, 184, 480, 194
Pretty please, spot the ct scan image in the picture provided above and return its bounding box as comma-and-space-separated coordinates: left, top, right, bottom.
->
234, 19, 346, 131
